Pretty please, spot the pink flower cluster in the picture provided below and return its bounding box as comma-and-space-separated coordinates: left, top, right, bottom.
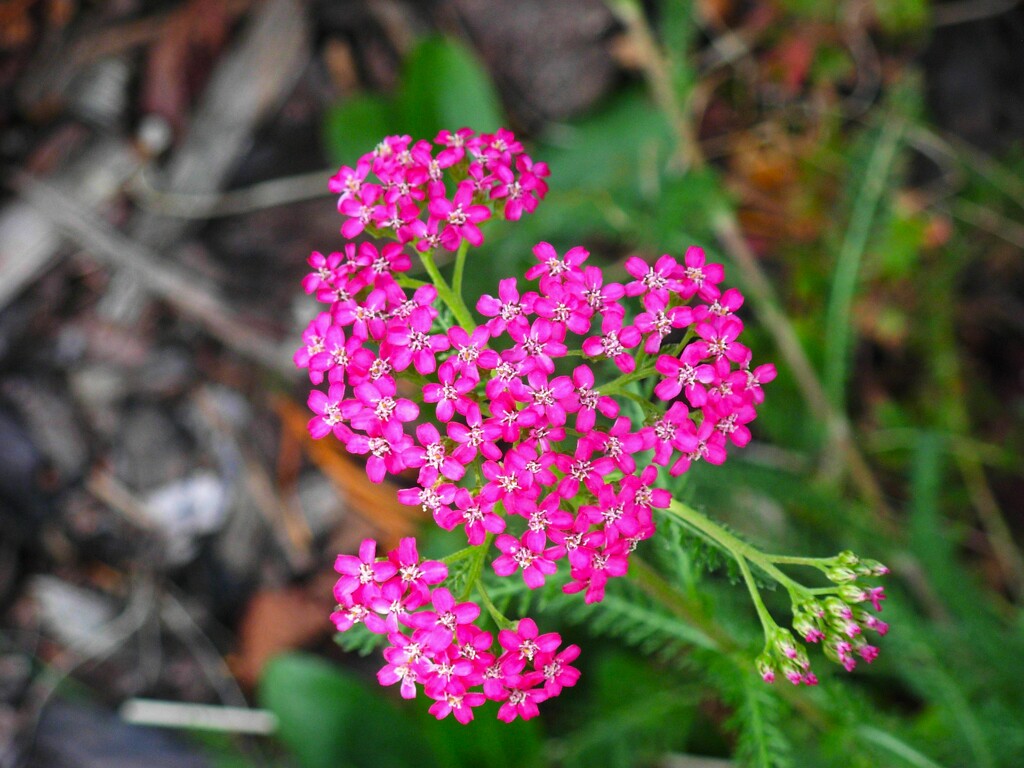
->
332, 538, 579, 723
329, 128, 548, 250
300, 127, 779, 720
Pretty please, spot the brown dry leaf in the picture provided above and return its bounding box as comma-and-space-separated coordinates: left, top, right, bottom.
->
230, 578, 334, 688
140, 0, 236, 136
274, 396, 422, 549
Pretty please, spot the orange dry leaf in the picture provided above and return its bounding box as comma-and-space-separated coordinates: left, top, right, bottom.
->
230, 578, 335, 688
273, 395, 423, 549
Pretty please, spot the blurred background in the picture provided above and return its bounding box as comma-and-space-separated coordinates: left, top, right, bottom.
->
1, 0, 1023, 766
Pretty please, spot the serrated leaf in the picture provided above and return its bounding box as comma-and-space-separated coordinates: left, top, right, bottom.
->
334, 623, 387, 656
714, 664, 792, 768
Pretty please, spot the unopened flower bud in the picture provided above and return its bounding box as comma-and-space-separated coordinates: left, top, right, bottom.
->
826, 566, 857, 583
823, 597, 852, 619
860, 559, 889, 576
835, 550, 860, 567
854, 610, 889, 635
793, 611, 824, 642
838, 584, 866, 604
756, 654, 776, 684
772, 628, 800, 660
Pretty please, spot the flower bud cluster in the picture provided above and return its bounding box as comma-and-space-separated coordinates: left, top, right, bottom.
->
332, 537, 579, 723
760, 552, 889, 685
757, 628, 817, 686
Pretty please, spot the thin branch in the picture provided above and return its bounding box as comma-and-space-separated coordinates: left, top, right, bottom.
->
15, 172, 295, 377
126, 166, 335, 219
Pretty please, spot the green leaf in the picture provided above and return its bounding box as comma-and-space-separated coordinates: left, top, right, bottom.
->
415, 702, 543, 768
714, 660, 793, 768
397, 36, 503, 140
857, 726, 948, 768
323, 94, 395, 167
871, 0, 929, 34
650, 167, 730, 249
258, 653, 437, 768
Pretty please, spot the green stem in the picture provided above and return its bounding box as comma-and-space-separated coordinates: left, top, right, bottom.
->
763, 554, 833, 569
664, 499, 810, 600
451, 239, 470, 306
418, 249, 476, 330
735, 554, 776, 642
475, 581, 515, 630
601, 364, 658, 396
457, 533, 495, 603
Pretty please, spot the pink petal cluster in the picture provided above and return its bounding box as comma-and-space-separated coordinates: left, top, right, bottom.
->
329, 129, 548, 251
295, 127, 860, 720
332, 538, 579, 724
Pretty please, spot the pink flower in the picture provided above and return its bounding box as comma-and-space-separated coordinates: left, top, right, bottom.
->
309, 324, 375, 386
651, 402, 699, 468
565, 264, 625, 319
301, 250, 344, 296
388, 537, 448, 604
520, 370, 573, 427
553, 440, 616, 499
654, 344, 717, 406
338, 185, 381, 239
509, 318, 569, 376
556, 365, 618, 432
422, 360, 477, 422
535, 644, 581, 696
525, 242, 589, 291
587, 417, 654, 475
447, 325, 499, 379
334, 539, 397, 599
492, 534, 558, 588
435, 128, 477, 166
497, 618, 562, 669
741, 363, 777, 405
328, 157, 371, 202
695, 315, 750, 365
428, 180, 491, 250
447, 408, 503, 464
624, 254, 680, 302
405, 422, 466, 485
677, 245, 724, 301
532, 281, 592, 336
635, 294, 693, 354
428, 691, 487, 724
582, 315, 641, 373
344, 426, 414, 483
294, 312, 332, 378
378, 634, 429, 699
384, 311, 450, 375
494, 673, 548, 722
404, 587, 482, 651
307, 384, 347, 440
477, 278, 533, 337
345, 378, 419, 436
564, 537, 630, 604
517, 493, 574, 551
437, 488, 505, 545
366, 579, 427, 634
